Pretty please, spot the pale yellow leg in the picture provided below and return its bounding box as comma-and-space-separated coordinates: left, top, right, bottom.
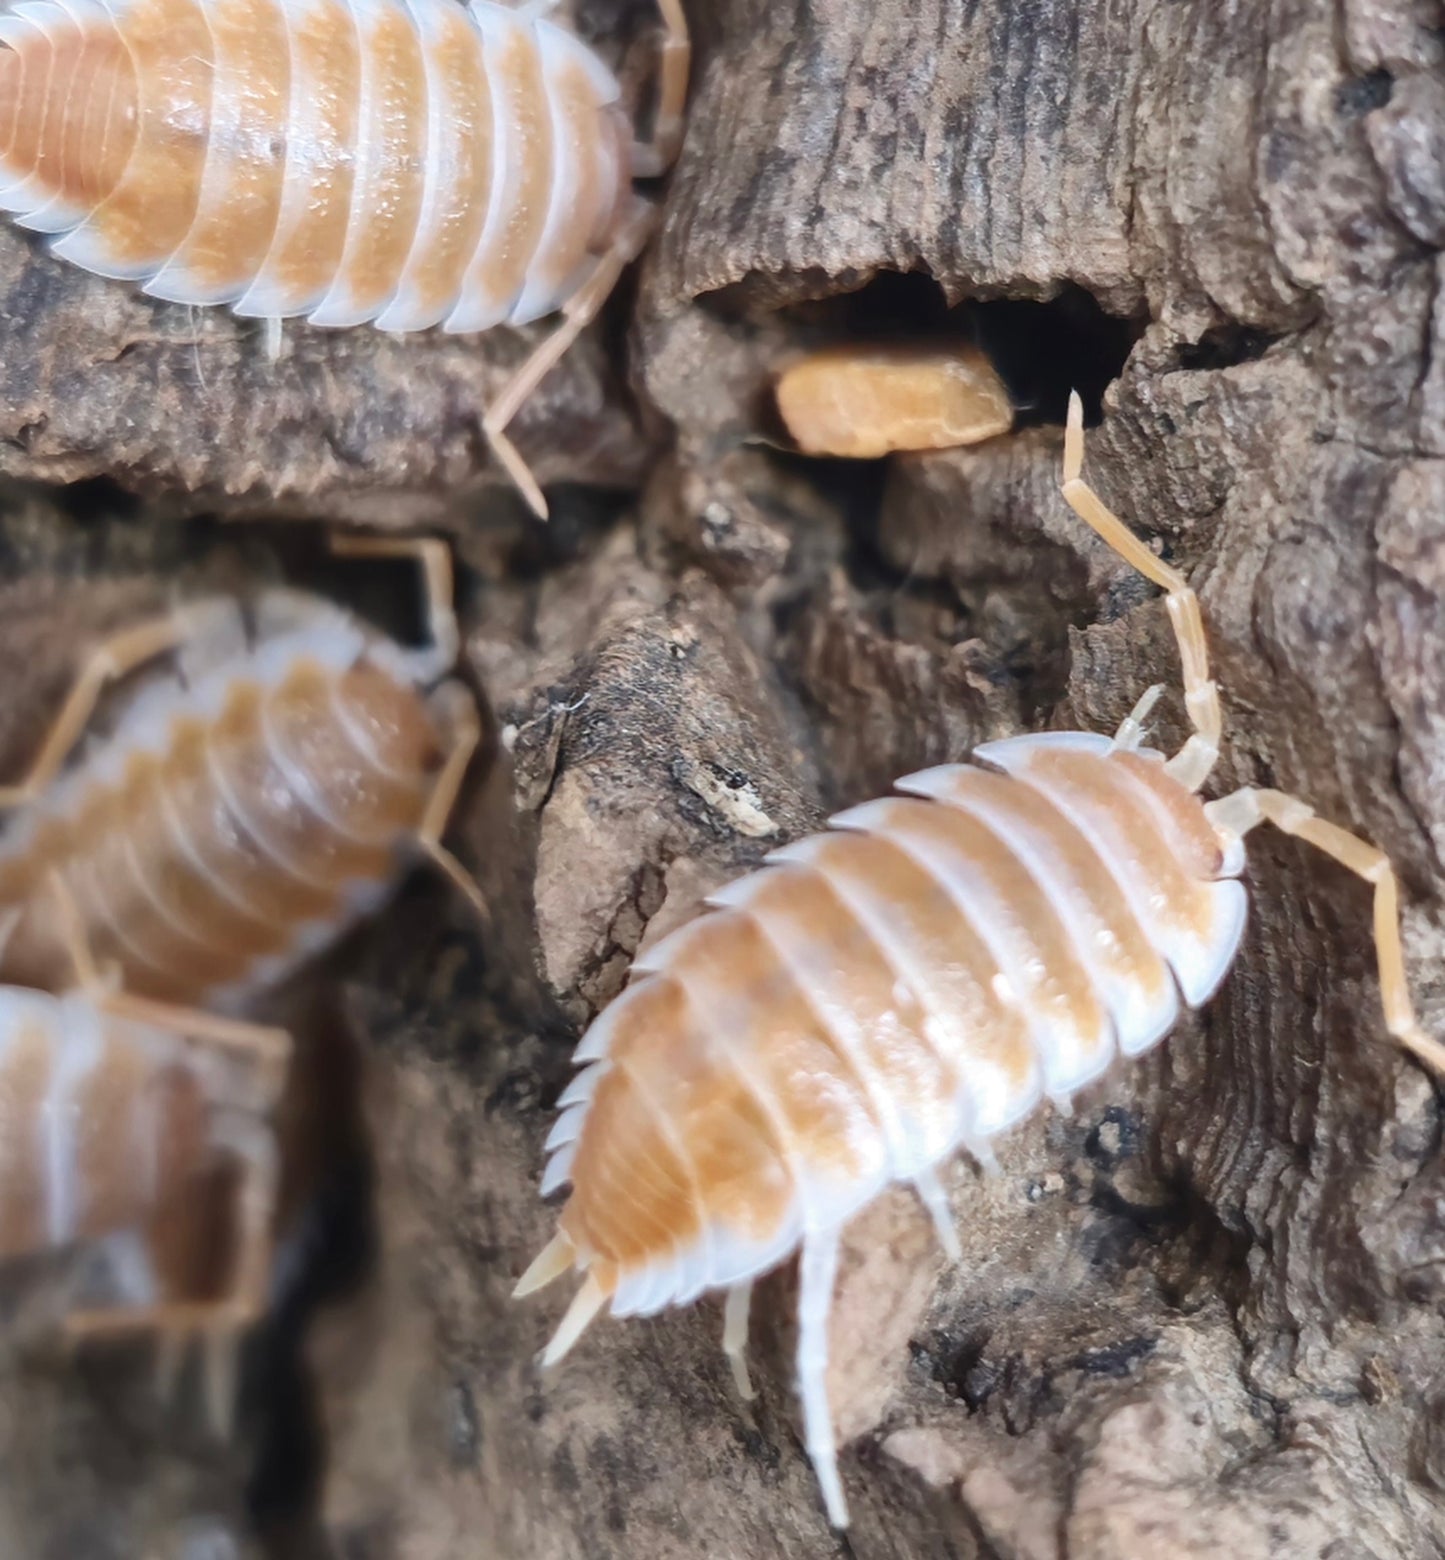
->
65, 1299, 258, 1340
417, 686, 489, 925
90, 988, 292, 1099
50, 870, 286, 1429
64, 1118, 280, 1436
327, 531, 460, 678
484, 199, 660, 521
1060, 391, 1222, 791
0, 613, 193, 809
1205, 788, 1445, 1077
631, 0, 691, 177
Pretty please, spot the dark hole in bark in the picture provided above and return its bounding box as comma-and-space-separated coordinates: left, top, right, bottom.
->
767, 269, 1145, 428
245, 1002, 378, 1542
1177, 323, 1285, 371
1334, 67, 1394, 116
970, 286, 1147, 427
47, 476, 142, 523
931, 1325, 999, 1412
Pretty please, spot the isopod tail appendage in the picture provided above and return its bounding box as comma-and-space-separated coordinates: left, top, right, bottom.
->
541, 1271, 608, 1367
513, 1229, 575, 1298
722, 1280, 755, 1401
911, 1166, 961, 1261
797, 1232, 847, 1529
1059, 392, 1222, 792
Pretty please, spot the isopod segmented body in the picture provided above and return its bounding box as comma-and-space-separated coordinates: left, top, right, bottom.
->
517, 396, 1445, 1528
0, 0, 690, 513
0, 537, 482, 1015
0, 978, 288, 1411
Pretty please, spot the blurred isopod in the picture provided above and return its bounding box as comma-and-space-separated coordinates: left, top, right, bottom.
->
0, 957, 289, 1426
0, 535, 485, 1016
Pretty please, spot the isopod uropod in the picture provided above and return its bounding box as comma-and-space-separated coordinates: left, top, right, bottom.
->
0, 0, 690, 516
515, 394, 1445, 1528
0, 535, 484, 1016
0, 949, 290, 1424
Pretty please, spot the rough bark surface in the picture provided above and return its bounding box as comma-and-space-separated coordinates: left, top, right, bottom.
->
0, 0, 1443, 1557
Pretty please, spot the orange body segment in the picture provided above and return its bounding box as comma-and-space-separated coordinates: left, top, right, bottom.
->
78, 0, 214, 272
334, 0, 430, 315
158, 0, 292, 297
247, 0, 362, 310
0, 1018, 55, 1255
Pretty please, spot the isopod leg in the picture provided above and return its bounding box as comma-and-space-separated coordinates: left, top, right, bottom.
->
631, 0, 690, 178
1206, 788, 1445, 1077
417, 685, 489, 924
482, 197, 659, 521
51, 873, 291, 1095
326, 532, 460, 682
912, 1168, 961, 1261
1059, 392, 1222, 792
797, 1231, 848, 1528
0, 612, 197, 809
67, 1304, 250, 1438
65, 1108, 280, 1436
723, 1281, 756, 1401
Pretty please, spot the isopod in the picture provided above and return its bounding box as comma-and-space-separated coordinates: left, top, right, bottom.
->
0, 535, 484, 1015
515, 393, 1445, 1528
0, 0, 690, 516
0, 917, 290, 1426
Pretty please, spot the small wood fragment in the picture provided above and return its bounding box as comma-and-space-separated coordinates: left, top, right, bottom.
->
774, 342, 1013, 458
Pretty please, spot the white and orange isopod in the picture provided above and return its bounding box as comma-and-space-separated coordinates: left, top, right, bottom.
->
516, 394, 1445, 1528
0, 534, 484, 1015
0, 959, 290, 1423
0, 0, 689, 515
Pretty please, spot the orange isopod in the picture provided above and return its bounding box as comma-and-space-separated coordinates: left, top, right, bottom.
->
0, 536, 483, 1015
0, 970, 290, 1422
0, 0, 690, 514
516, 395, 1445, 1528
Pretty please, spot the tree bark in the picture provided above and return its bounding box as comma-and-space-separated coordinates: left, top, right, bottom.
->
1, 0, 1443, 1556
